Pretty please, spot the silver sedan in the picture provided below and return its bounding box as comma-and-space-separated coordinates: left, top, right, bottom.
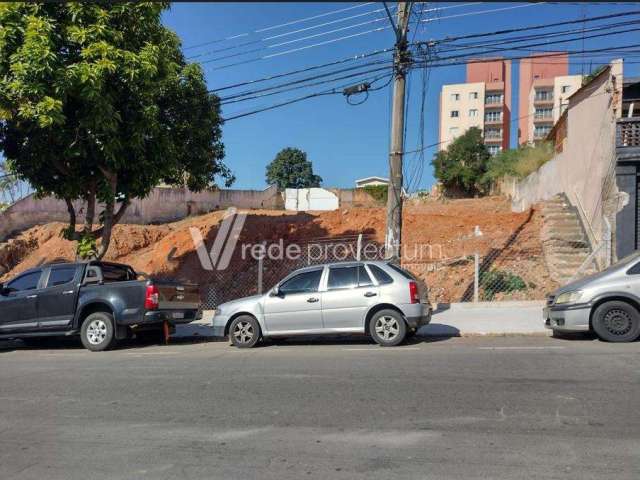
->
211, 261, 431, 348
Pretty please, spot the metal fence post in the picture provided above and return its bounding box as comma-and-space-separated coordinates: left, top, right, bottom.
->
257, 242, 265, 295
474, 252, 480, 303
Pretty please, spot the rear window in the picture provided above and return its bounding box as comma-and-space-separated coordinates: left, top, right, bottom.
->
99, 264, 137, 283
386, 263, 415, 280
367, 265, 393, 285
47, 267, 77, 287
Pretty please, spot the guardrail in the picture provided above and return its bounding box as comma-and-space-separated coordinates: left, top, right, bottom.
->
617, 118, 640, 148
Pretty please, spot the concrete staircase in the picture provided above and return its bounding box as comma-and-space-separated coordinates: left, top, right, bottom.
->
540, 195, 595, 284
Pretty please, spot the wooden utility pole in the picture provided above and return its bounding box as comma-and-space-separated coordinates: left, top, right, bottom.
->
385, 2, 412, 262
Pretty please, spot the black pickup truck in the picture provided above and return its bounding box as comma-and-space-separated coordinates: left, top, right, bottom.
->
0, 261, 200, 351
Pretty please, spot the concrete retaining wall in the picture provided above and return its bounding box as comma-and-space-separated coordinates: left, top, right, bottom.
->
0, 185, 283, 241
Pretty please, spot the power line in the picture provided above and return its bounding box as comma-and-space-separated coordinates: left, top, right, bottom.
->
183, 2, 375, 51
420, 3, 545, 24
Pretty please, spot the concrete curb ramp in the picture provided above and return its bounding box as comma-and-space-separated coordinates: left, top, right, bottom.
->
176, 301, 548, 339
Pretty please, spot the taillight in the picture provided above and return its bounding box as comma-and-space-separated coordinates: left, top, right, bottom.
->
145, 284, 159, 310
409, 281, 419, 304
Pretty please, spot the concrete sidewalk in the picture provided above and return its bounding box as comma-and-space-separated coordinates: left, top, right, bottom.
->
176, 301, 548, 339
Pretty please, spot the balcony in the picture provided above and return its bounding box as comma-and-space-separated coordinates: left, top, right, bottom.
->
617, 118, 640, 158
533, 115, 554, 124
484, 117, 503, 125
534, 92, 554, 105
484, 136, 502, 143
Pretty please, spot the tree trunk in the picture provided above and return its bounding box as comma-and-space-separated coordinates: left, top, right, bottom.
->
84, 182, 96, 235
96, 173, 117, 260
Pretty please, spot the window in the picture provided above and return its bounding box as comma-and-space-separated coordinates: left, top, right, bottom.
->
279, 269, 322, 294
534, 107, 553, 119
100, 264, 137, 283
534, 125, 552, 138
535, 90, 553, 102
487, 145, 502, 156
368, 265, 393, 285
358, 265, 373, 287
7, 271, 41, 293
469, 92, 478, 100
327, 266, 362, 290
627, 261, 640, 275
561, 85, 571, 94
47, 267, 77, 287
450, 110, 459, 118
387, 263, 415, 280
485, 93, 503, 104
485, 110, 502, 122
450, 93, 460, 101
485, 128, 502, 139
469, 109, 478, 117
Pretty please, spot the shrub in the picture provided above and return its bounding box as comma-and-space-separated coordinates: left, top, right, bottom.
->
362, 184, 388, 204
481, 142, 554, 188
480, 269, 527, 301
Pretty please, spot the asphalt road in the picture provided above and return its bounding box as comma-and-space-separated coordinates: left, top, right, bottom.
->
1, 334, 639, 480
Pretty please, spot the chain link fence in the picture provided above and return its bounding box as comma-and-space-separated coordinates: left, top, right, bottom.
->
195, 223, 550, 311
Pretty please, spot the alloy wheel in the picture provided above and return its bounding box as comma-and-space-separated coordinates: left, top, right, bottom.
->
233, 321, 254, 344
375, 315, 400, 341
86, 319, 108, 345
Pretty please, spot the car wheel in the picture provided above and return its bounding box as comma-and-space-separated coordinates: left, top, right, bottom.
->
369, 309, 407, 347
229, 315, 261, 348
592, 301, 640, 343
80, 312, 116, 352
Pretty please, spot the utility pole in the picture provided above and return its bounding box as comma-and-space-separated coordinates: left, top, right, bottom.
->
385, 2, 412, 262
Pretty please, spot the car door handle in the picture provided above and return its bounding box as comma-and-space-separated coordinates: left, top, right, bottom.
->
62, 290, 74, 295
364, 292, 377, 297
307, 297, 319, 303
26, 294, 38, 299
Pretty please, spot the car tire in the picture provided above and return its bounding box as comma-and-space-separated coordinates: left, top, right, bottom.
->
592, 301, 640, 343
80, 312, 116, 352
369, 309, 407, 347
229, 315, 261, 348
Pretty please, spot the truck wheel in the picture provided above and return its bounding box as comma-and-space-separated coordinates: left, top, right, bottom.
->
80, 312, 116, 351
229, 315, 260, 348
369, 309, 407, 347
592, 301, 640, 343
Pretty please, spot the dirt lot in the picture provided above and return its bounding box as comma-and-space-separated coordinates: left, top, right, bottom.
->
0, 196, 556, 303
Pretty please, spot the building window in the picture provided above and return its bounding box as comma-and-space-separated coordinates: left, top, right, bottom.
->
561, 85, 572, 94
469, 92, 478, 100
451, 93, 460, 101
535, 90, 553, 102
487, 145, 502, 156
485, 110, 502, 122
450, 110, 459, 118
534, 125, 552, 138
485, 93, 503, 104
485, 128, 502, 139
534, 107, 553, 119
469, 109, 478, 117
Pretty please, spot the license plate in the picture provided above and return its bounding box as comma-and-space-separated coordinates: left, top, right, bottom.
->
172, 312, 185, 319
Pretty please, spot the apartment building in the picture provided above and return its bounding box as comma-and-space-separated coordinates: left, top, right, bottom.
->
439, 59, 512, 155
519, 53, 582, 144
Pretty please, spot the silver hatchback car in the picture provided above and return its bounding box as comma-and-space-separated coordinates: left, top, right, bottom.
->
211, 261, 431, 348
545, 252, 640, 342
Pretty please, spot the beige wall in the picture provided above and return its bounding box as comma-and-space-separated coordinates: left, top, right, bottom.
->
502, 61, 624, 251
0, 185, 283, 242
439, 82, 485, 150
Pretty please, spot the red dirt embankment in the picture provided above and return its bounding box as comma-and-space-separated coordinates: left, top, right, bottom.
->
0, 197, 556, 303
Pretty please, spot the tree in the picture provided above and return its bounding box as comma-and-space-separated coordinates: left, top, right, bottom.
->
266, 148, 322, 190
0, 3, 232, 258
432, 127, 490, 196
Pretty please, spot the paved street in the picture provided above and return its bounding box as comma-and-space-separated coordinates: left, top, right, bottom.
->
1, 335, 639, 480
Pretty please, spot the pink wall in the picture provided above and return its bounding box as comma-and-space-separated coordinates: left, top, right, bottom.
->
518, 53, 569, 145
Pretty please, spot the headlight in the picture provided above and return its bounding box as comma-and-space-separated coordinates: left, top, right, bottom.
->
555, 290, 583, 305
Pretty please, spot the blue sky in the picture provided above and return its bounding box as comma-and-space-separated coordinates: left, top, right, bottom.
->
163, 2, 640, 192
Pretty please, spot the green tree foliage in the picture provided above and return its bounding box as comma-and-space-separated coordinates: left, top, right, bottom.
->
481, 142, 554, 189
0, 3, 232, 258
432, 127, 490, 196
266, 148, 322, 190
362, 184, 388, 204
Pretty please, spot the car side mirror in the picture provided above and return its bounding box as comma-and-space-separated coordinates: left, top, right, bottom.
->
0, 283, 8, 296
270, 286, 284, 297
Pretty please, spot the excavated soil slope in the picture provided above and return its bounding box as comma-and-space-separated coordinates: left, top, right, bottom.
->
0, 197, 556, 303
